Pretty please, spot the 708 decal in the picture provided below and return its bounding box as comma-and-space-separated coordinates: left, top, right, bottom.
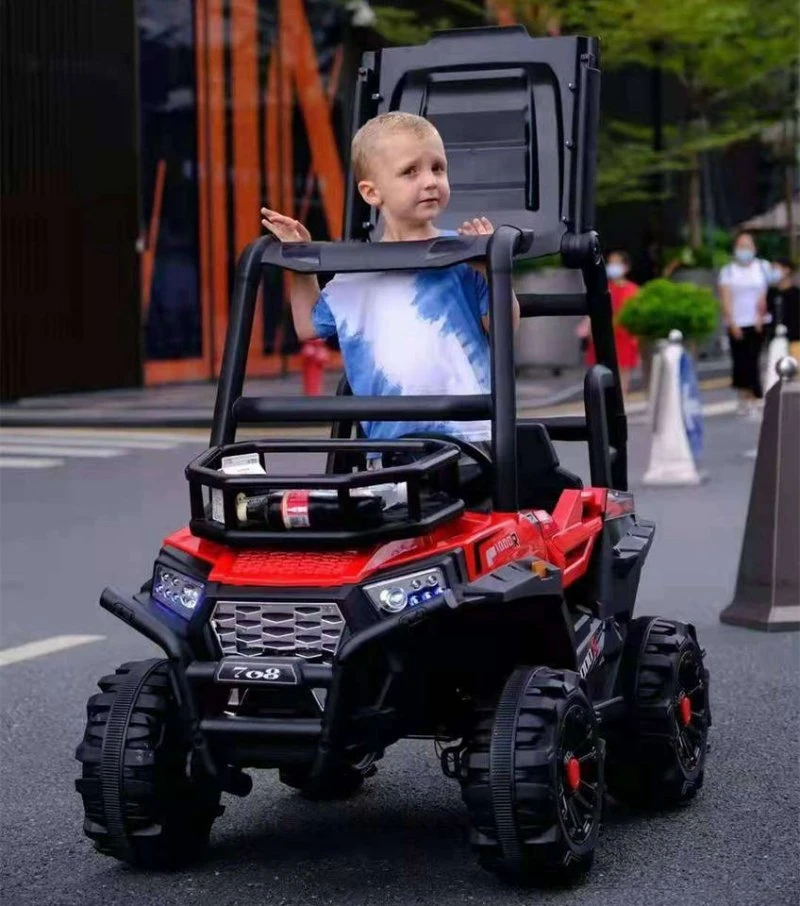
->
232, 665, 282, 681
215, 659, 298, 685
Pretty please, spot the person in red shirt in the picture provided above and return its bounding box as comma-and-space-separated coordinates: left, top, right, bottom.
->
576, 250, 640, 395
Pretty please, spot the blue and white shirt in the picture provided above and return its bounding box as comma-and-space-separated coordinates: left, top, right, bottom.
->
311, 263, 491, 442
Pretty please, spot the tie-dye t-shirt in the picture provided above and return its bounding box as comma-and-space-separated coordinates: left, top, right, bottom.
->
311, 263, 491, 442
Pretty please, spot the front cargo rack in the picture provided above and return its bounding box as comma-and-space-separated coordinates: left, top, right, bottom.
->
185, 438, 466, 548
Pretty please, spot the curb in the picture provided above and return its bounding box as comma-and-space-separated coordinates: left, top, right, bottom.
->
0, 361, 731, 430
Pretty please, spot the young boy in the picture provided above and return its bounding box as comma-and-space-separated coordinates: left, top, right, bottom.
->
260, 112, 520, 453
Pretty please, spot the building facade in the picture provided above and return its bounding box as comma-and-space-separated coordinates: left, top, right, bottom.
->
2, 0, 779, 400
2, 0, 359, 400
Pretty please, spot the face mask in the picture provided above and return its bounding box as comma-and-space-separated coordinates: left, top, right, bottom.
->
606, 262, 626, 280
769, 267, 784, 285
734, 248, 755, 264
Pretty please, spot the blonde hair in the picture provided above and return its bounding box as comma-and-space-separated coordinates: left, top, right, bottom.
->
351, 112, 441, 181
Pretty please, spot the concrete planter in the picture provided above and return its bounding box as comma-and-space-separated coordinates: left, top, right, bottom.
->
513, 268, 584, 371
670, 267, 719, 290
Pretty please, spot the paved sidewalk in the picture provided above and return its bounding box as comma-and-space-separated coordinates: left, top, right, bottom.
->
0, 359, 731, 428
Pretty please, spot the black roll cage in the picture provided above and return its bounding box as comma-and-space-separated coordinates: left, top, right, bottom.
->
209, 26, 627, 511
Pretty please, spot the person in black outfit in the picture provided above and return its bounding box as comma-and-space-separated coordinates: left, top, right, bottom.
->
767, 257, 800, 361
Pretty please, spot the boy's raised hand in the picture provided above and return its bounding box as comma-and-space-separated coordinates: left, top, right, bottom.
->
260, 207, 312, 242
458, 217, 494, 275
458, 217, 494, 236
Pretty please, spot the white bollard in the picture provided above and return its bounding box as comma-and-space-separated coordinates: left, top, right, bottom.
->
763, 324, 790, 395
642, 329, 707, 486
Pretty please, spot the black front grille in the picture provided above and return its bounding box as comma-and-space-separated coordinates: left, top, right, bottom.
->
211, 601, 346, 665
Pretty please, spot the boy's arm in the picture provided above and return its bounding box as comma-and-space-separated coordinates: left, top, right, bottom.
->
260, 207, 320, 341
288, 274, 323, 341
482, 295, 520, 333
459, 217, 521, 333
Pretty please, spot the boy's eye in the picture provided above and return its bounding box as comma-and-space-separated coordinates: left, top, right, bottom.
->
403, 167, 417, 176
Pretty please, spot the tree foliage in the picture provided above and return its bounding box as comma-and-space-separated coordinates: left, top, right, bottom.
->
366, 0, 798, 228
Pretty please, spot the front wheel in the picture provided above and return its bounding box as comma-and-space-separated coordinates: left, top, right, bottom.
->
460, 667, 604, 885
75, 659, 222, 869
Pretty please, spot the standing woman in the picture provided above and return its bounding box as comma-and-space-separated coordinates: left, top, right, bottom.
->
718, 232, 769, 416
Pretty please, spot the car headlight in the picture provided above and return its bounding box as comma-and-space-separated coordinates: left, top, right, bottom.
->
364, 567, 447, 615
152, 564, 205, 618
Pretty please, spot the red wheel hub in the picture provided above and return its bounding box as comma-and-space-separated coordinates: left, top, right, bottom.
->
565, 756, 581, 792
678, 695, 692, 727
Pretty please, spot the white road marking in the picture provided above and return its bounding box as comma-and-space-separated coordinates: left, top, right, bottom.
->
0, 634, 105, 667
702, 400, 738, 417
627, 398, 739, 425
0, 444, 123, 458
0, 428, 205, 444
0, 456, 65, 469
0, 428, 205, 470
0, 433, 177, 450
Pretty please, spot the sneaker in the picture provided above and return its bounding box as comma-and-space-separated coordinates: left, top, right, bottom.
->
746, 402, 763, 421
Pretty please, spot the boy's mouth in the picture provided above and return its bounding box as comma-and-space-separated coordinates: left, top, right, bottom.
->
419, 197, 439, 205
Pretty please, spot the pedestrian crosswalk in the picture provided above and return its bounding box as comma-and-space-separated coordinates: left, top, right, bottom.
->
0, 398, 747, 471
0, 429, 206, 471
624, 398, 741, 426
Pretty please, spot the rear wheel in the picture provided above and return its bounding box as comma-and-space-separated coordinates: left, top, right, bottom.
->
75, 659, 222, 868
461, 667, 604, 885
607, 618, 710, 808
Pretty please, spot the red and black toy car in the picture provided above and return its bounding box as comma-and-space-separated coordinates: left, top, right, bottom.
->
76, 25, 710, 884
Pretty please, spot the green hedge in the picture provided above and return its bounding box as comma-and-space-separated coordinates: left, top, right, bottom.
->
616, 278, 719, 342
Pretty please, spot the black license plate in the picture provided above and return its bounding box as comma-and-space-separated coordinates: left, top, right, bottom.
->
215, 659, 298, 685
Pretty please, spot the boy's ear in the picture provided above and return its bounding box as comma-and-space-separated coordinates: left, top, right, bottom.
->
358, 179, 381, 208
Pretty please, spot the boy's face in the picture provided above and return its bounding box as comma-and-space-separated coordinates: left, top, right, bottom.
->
358, 131, 451, 228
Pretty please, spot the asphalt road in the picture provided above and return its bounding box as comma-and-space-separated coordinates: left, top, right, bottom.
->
0, 414, 798, 906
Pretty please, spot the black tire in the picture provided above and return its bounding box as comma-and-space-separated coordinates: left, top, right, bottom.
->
461, 668, 604, 885
279, 755, 377, 801
607, 617, 710, 808
75, 659, 222, 869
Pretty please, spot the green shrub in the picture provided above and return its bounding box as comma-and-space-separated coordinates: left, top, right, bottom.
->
615, 278, 719, 342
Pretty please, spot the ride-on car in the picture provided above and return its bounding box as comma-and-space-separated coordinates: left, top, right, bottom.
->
76, 25, 710, 884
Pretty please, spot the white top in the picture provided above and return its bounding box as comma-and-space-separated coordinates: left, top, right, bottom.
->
718, 259, 770, 327
312, 263, 492, 442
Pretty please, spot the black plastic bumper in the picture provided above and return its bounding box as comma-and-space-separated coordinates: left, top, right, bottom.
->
99, 584, 462, 765
99, 557, 562, 772
100, 586, 187, 660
